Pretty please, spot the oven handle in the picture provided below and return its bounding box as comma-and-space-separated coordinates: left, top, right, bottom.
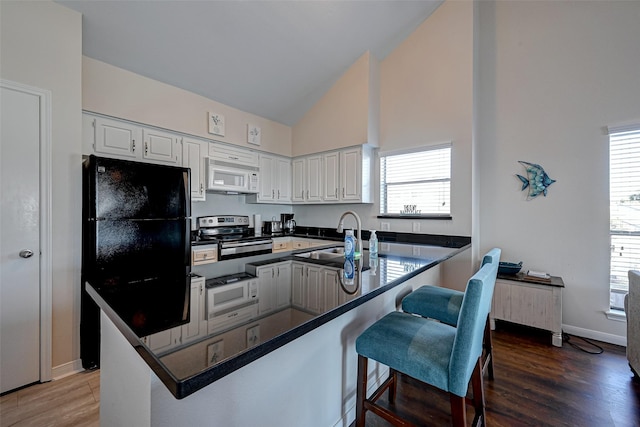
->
221, 239, 273, 248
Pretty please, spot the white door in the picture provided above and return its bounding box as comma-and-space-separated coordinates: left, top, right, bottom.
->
0, 84, 43, 393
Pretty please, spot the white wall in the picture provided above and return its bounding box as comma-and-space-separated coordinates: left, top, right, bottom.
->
292, 51, 377, 157
476, 0, 640, 344
293, 1, 474, 289
0, 1, 82, 369
83, 57, 292, 157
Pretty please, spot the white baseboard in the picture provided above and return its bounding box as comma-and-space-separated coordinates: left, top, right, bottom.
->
52, 359, 84, 380
562, 324, 627, 347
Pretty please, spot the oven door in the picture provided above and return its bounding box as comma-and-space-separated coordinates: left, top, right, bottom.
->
206, 279, 258, 320
219, 239, 273, 260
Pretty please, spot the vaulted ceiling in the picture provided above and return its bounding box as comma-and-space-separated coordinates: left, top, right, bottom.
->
57, 1, 442, 126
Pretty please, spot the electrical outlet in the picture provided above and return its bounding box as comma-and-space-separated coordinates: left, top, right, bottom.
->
207, 340, 224, 366
380, 222, 390, 231
412, 222, 420, 232
246, 325, 260, 348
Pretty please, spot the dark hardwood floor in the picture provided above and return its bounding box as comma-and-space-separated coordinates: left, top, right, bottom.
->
356, 322, 640, 427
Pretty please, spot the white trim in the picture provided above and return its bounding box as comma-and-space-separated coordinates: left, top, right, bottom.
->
605, 309, 627, 322
562, 324, 627, 347
607, 122, 640, 135
52, 359, 84, 380
379, 141, 452, 158
0, 79, 53, 383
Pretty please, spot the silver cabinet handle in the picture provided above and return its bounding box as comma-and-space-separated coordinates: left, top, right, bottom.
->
277, 190, 280, 199
335, 188, 338, 198
342, 188, 345, 198
145, 141, 148, 155
200, 183, 204, 194
306, 190, 309, 199
19, 249, 34, 258
132, 140, 136, 152
272, 189, 275, 198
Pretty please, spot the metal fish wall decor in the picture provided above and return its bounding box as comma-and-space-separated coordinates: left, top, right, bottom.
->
516, 161, 556, 198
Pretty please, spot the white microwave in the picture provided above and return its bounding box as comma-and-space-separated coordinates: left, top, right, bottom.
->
207, 159, 259, 194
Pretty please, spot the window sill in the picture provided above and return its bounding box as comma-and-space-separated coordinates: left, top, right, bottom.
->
605, 309, 626, 322
377, 214, 452, 220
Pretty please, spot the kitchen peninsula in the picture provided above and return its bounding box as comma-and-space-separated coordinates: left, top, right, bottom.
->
87, 234, 470, 427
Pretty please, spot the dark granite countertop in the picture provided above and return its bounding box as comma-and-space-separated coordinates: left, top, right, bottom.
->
86, 236, 470, 399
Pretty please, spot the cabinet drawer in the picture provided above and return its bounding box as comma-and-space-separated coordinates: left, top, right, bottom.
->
292, 241, 310, 249
273, 241, 290, 252
193, 248, 217, 265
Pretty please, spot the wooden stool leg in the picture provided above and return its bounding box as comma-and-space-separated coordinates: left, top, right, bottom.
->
449, 393, 466, 427
483, 316, 495, 380
471, 358, 487, 427
356, 355, 368, 427
388, 368, 397, 404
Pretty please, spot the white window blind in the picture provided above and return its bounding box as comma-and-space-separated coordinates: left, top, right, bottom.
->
380, 144, 451, 216
609, 125, 640, 310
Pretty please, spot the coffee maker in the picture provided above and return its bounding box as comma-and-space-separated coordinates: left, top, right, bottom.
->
281, 213, 296, 234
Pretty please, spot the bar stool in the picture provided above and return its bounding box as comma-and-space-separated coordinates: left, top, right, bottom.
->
355, 249, 500, 426
401, 248, 500, 380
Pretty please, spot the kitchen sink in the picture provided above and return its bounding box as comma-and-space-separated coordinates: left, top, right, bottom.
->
294, 247, 345, 260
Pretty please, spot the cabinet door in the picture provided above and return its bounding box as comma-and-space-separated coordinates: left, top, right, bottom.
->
94, 117, 140, 159
182, 276, 205, 344
142, 128, 181, 164
275, 262, 292, 309
276, 157, 292, 202
292, 158, 305, 203
306, 155, 323, 202
322, 268, 339, 311
305, 265, 323, 314
257, 266, 275, 315
341, 148, 361, 201
323, 151, 340, 202
258, 154, 275, 201
145, 327, 180, 353
182, 138, 205, 201
291, 262, 305, 308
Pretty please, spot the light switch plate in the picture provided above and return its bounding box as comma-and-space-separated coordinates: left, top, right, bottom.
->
208, 112, 225, 137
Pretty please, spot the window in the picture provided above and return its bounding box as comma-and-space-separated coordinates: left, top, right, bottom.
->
379, 144, 451, 217
609, 124, 640, 311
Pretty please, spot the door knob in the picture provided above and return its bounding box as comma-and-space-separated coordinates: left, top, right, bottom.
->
19, 249, 34, 258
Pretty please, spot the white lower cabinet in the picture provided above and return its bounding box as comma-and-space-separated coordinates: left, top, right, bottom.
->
291, 262, 341, 314
255, 261, 292, 315
143, 276, 206, 353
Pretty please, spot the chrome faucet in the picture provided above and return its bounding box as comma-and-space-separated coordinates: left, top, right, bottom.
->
337, 210, 363, 257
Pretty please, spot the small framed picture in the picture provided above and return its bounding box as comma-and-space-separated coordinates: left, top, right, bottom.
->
247, 124, 261, 146
208, 112, 225, 137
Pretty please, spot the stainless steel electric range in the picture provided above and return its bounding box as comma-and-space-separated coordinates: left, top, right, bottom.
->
196, 215, 273, 260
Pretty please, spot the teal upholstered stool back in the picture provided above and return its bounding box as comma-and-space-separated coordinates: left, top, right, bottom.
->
448, 251, 499, 395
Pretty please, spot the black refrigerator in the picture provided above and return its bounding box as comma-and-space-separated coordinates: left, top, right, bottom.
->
81, 155, 192, 369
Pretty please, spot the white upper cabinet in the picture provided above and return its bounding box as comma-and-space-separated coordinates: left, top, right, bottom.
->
322, 151, 340, 202
209, 142, 258, 167
92, 116, 141, 159
85, 113, 185, 167
248, 153, 291, 204
182, 137, 206, 202
292, 155, 322, 203
293, 145, 373, 205
142, 128, 181, 164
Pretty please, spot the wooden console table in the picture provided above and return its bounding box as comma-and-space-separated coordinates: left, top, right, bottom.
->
490, 273, 564, 347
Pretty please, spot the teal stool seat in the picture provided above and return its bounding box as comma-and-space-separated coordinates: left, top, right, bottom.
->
401, 248, 501, 380
355, 248, 500, 427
